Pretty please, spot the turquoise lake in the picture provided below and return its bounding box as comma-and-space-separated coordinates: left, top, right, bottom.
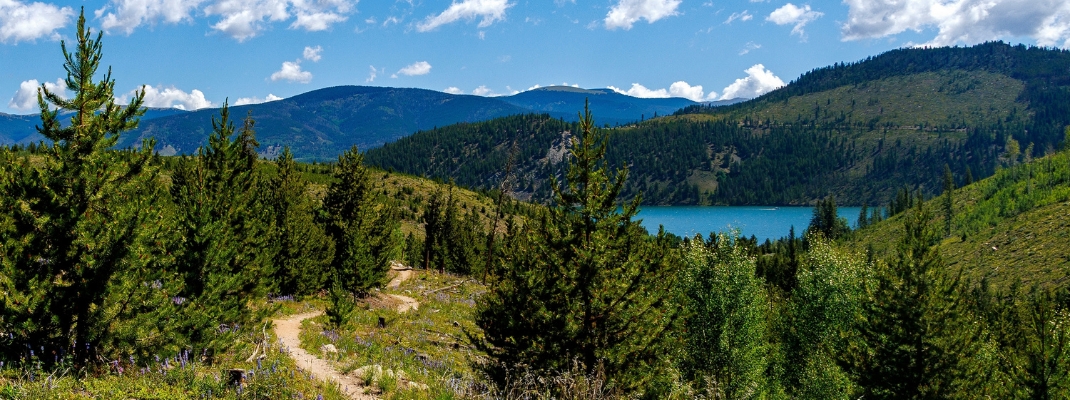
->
635, 206, 865, 242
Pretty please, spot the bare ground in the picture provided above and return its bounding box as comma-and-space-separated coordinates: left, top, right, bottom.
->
272, 263, 421, 399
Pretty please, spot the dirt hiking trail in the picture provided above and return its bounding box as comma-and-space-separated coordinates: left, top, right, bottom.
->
385, 262, 418, 313
273, 263, 420, 399
274, 311, 375, 399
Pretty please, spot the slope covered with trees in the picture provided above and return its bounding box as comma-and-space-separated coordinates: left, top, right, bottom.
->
367, 42, 1070, 206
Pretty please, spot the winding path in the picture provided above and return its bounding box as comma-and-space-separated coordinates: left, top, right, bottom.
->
274, 311, 376, 399
386, 262, 419, 313
272, 264, 421, 399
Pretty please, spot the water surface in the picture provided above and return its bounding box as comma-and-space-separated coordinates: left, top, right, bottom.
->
636, 206, 864, 243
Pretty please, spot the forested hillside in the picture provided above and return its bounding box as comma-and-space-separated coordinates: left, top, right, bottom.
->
367, 42, 1070, 206
851, 145, 1070, 290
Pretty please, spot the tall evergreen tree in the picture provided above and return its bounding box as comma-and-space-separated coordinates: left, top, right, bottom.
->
808, 196, 849, 240
848, 202, 982, 399
474, 102, 677, 393
170, 105, 276, 353
0, 10, 171, 363
321, 146, 397, 296
942, 164, 954, 237
269, 147, 334, 296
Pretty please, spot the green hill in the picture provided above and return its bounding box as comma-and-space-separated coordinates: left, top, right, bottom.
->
366, 42, 1070, 206
850, 149, 1070, 290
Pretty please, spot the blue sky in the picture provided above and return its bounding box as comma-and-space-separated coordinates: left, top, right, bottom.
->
3, 0, 1069, 114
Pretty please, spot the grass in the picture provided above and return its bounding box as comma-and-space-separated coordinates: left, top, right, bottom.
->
299, 269, 487, 399
723, 70, 1027, 128
0, 298, 348, 399
850, 149, 1070, 290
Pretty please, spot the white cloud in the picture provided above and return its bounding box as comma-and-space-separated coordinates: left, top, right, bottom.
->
444, 87, 464, 94
204, 0, 290, 41
303, 45, 322, 61
234, 93, 281, 105
605, 0, 681, 30
0, 0, 73, 43
270, 60, 312, 83
669, 81, 715, 102
416, 0, 512, 32
739, 41, 761, 55
392, 61, 431, 78
609, 81, 716, 101
96, 0, 205, 35
609, 83, 669, 98
724, 10, 752, 24
289, 0, 353, 31
8, 79, 69, 111
767, 3, 823, 37
95, 0, 352, 37
135, 85, 214, 110
365, 65, 378, 82
842, 0, 1070, 48
720, 64, 784, 100
472, 85, 496, 96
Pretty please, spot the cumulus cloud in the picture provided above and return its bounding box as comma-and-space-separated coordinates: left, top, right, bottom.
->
416, 0, 512, 32
472, 85, 496, 96
96, 0, 205, 35
0, 0, 74, 43
134, 85, 214, 110
443, 87, 464, 94
271, 60, 312, 83
767, 3, 823, 37
303, 45, 322, 61
720, 64, 784, 100
8, 79, 69, 111
97, 0, 352, 39
724, 10, 752, 24
392, 61, 431, 78
842, 0, 1070, 48
605, 0, 681, 30
234, 93, 282, 105
609, 83, 669, 98
608, 81, 717, 101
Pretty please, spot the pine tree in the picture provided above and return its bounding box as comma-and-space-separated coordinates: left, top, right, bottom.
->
857, 202, 870, 230
474, 101, 677, 393
808, 196, 849, 240
942, 164, 954, 237
321, 146, 397, 296
170, 105, 276, 353
0, 10, 171, 364
849, 202, 982, 399
269, 147, 334, 296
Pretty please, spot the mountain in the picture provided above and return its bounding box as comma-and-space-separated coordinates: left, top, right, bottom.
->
0, 107, 188, 146
364, 42, 1070, 206
499, 86, 701, 125
116, 86, 532, 160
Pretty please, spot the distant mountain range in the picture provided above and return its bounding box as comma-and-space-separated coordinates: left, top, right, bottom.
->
1, 86, 734, 160
0, 107, 190, 146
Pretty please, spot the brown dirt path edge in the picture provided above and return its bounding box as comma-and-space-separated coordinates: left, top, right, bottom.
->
274, 311, 376, 399
386, 262, 418, 313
